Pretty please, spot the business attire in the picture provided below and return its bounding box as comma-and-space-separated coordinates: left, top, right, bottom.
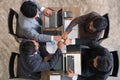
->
19, 40, 62, 79
17, 0, 53, 42
67, 12, 108, 48
72, 45, 113, 80
65, 11, 104, 39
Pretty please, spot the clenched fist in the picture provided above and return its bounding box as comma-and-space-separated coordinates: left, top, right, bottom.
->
42, 8, 52, 16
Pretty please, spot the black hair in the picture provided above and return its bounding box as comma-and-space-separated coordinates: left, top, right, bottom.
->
20, 41, 36, 55
96, 55, 112, 72
95, 47, 113, 72
90, 45, 113, 72
20, 1, 37, 18
93, 17, 108, 32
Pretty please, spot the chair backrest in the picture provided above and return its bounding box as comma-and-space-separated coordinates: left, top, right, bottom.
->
8, 8, 18, 36
110, 51, 119, 77
8, 8, 23, 43
98, 13, 110, 42
9, 52, 20, 78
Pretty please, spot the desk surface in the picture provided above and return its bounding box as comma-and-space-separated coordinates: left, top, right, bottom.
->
41, 70, 72, 80
42, 7, 80, 34
41, 7, 80, 80
41, 51, 81, 80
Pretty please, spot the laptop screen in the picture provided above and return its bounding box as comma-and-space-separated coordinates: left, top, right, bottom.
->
44, 9, 63, 28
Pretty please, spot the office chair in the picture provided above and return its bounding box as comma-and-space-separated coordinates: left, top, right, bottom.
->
110, 51, 119, 77
8, 8, 22, 43
9, 52, 20, 79
9, 52, 29, 80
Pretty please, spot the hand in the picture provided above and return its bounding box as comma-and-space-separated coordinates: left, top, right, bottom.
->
64, 38, 72, 45
42, 8, 52, 16
62, 32, 68, 39
54, 36, 62, 41
67, 69, 74, 78
57, 41, 65, 50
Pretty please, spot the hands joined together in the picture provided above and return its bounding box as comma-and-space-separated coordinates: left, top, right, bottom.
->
54, 32, 72, 46
54, 32, 75, 77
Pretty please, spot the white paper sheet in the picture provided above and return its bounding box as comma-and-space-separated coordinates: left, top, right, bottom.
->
50, 75, 61, 80
46, 41, 66, 54
64, 20, 78, 39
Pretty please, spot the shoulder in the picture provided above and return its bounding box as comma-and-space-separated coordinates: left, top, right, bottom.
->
89, 11, 100, 15
93, 45, 110, 56
85, 11, 101, 18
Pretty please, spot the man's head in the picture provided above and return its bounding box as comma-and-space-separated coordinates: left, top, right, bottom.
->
20, 40, 39, 55
20, 1, 37, 18
88, 17, 108, 32
93, 55, 113, 72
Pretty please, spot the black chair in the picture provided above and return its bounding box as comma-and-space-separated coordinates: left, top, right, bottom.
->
8, 8, 22, 43
9, 52, 20, 78
110, 51, 119, 77
98, 13, 110, 42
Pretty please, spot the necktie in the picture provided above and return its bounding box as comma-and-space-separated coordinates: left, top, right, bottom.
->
35, 17, 42, 25
35, 17, 42, 33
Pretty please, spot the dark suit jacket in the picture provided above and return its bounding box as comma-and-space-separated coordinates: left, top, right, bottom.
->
65, 12, 102, 40
19, 40, 62, 79
77, 45, 113, 80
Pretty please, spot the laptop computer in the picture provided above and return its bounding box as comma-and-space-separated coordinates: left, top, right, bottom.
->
44, 9, 63, 28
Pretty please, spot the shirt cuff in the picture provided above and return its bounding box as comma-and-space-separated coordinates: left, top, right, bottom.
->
71, 39, 75, 45
72, 74, 78, 80
51, 36, 54, 41
41, 7, 45, 12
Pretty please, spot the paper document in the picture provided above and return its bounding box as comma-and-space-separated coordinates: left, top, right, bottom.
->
46, 41, 66, 54
50, 75, 61, 80
64, 20, 78, 39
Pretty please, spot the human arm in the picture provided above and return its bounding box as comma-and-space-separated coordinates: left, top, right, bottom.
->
23, 27, 61, 42
67, 73, 107, 80
62, 15, 87, 39
67, 69, 78, 80
62, 11, 100, 39
67, 69, 88, 80
63, 38, 99, 48
28, 49, 62, 72
77, 74, 107, 80
21, 41, 64, 72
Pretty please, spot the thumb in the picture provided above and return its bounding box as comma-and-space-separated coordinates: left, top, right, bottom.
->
68, 68, 73, 73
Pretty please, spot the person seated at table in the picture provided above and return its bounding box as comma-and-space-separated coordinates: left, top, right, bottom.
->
19, 39, 65, 79
17, 0, 61, 42
62, 12, 108, 46
67, 45, 113, 80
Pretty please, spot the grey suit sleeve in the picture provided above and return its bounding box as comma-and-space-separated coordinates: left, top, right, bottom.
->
28, 48, 62, 72
23, 27, 52, 42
